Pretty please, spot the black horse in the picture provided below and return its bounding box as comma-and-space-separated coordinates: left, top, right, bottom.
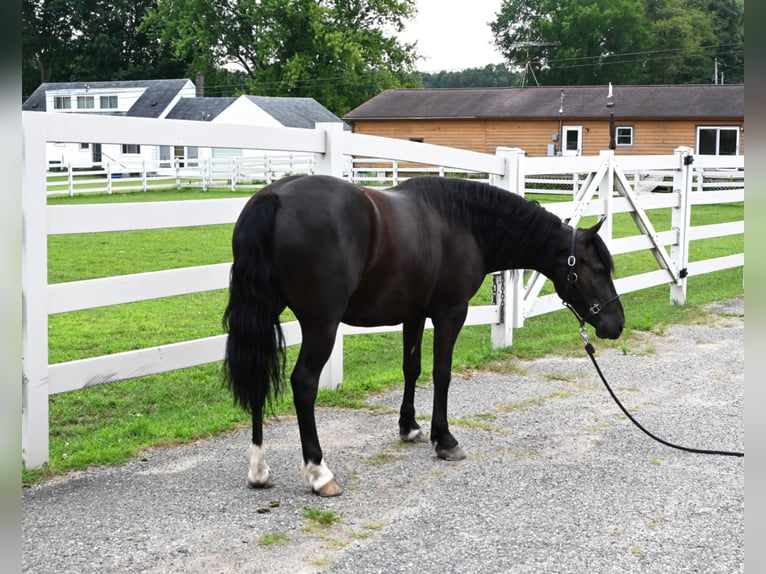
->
224, 174, 624, 496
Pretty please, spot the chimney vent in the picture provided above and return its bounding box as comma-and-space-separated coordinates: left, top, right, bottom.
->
195, 72, 204, 98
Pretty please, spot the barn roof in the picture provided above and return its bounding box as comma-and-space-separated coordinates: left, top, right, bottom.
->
343, 84, 744, 122
22, 79, 194, 118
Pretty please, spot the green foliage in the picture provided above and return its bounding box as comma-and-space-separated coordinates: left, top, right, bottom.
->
22, 0, 191, 98
141, 0, 421, 115
490, 0, 744, 85
419, 64, 521, 88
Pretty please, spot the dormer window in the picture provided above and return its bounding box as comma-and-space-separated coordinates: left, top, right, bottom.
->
77, 96, 94, 109
53, 96, 71, 110
100, 95, 118, 109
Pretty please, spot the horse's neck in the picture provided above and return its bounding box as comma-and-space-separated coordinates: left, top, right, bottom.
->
481, 211, 562, 277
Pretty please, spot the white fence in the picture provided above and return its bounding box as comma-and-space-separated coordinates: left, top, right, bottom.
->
21, 112, 744, 467
47, 154, 744, 198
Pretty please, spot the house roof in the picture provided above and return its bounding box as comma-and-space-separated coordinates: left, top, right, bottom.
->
22, 79, 194, 118
243, 96, 350, 130
343, 84, 744, 122
165, 97, 238, 121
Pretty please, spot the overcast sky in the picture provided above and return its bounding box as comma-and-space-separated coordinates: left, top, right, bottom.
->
400, 0, 506, 72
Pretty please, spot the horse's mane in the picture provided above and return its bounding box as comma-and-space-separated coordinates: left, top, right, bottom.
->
397, 176, 563, 268
590, 230, 615, 273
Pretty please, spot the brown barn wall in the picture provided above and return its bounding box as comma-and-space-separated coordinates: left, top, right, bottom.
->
350, 119, 745, 157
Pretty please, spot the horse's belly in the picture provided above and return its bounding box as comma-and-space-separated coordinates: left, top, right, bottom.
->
341, 288, 421, 327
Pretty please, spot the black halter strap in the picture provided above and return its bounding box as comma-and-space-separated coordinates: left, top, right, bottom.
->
564, 226, 620, 327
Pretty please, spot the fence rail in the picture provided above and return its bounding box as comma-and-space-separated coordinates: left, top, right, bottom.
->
22, 112, 744, 467
48, 155, 744, 199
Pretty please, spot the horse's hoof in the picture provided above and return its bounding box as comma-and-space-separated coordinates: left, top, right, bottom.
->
247, 475, 275, 489
436, 445, 467, 461
401, 428, 428, 443
314, 479, 343, 497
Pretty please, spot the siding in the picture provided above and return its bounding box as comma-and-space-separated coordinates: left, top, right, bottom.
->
350, 118, 745, 157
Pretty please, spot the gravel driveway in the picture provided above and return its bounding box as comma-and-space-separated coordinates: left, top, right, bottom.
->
22, 297, 744, 573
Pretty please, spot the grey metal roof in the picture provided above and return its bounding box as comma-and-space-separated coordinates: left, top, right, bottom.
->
165, 97, 238, 121
244, 95, 350, 130
343, 84, 744, 121
22, 79, 193, 118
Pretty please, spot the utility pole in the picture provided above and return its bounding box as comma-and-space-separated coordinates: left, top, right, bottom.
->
714, 58, 719, 85
607, 83, 615, 150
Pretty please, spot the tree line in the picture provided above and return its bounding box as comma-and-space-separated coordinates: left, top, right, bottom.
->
23, 0, 743, 116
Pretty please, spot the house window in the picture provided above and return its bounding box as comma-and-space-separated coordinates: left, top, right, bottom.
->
53, 96, 71, 110
100, 95, 118, 109
77, 96, 95, 109
79, 143, 90, 150
616, 126, 634, 146
121, 144, 141, 154
159, 145, 171, 168
697, 126, 739, 156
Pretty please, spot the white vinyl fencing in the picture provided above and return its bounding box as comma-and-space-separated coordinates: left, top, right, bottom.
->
21, 112, 744, 467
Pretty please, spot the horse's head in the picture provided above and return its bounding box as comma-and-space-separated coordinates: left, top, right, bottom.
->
549, 219, 624, 339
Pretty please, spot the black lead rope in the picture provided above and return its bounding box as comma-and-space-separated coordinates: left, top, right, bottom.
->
566, 304, 744, 458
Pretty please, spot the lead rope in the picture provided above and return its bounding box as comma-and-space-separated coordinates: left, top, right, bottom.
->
566, 304, 743, 458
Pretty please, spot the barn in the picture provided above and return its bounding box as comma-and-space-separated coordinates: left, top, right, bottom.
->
343, 84, 744, 158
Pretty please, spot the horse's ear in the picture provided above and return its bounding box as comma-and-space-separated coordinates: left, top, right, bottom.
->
582, 217, 605, 243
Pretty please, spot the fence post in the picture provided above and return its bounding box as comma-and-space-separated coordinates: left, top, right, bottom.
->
314, 122, 346, 389
107, 161, 113, 194
597, 150, 615, 244
670, 146, 694, 305
142, 160, 148, 192
21, 113, 51, 468
67, 162, 74, 197
491, 147, 525, 348
175, 158, 181, 189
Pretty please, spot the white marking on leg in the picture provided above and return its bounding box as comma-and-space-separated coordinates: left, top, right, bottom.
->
246, 444, 271, 487
404, 428, 423, 441
301, 459, 335, 491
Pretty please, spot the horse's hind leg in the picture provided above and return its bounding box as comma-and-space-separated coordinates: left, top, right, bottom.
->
399, 317, 427, 443
246, 409, 274, 489
292, 321, 343, 497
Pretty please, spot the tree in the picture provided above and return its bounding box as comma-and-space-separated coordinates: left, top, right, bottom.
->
23, 0, 192, 99
490, 0, 744, 86
491, 0, 652, 85
142, 0, 421, 115
419, 64, 521, 88
22, 0, 77, 95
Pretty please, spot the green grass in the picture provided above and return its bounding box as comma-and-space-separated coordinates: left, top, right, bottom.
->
21, 187, 743, 486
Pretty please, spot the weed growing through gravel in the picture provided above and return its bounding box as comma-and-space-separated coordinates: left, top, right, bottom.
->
258, 532, 289, 546
302, 507, 341, 531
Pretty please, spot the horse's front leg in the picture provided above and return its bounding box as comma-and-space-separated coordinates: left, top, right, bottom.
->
399, 317, 428, 443
291, 322, 343, 497
430, 307, 468, 461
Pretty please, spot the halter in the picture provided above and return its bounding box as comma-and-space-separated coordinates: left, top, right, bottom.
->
563, 226, 620, 329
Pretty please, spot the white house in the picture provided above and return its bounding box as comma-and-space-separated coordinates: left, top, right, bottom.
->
162, 94, 349, 167
22, 79, 348, 171
22, 79, 197, 169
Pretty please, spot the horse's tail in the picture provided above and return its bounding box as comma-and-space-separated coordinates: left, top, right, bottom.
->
223, 192, 286, 414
